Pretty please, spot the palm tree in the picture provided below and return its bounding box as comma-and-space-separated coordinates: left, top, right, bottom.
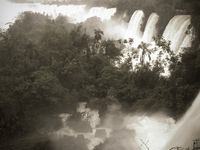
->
94, 29, 104, 43
92, 29, 104, 53
137, 42, 153, 66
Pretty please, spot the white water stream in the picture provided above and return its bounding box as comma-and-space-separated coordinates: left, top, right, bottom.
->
142, 13, 159, 43
125, 10, 144, 46
162, 15, 191, 54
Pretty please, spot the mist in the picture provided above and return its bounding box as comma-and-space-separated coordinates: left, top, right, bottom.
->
1, 0, 118, 30
49, 92, 200, 150
1, 0, 128, 41
48, 93, 176, 150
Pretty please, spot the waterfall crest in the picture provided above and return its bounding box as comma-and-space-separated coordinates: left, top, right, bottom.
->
163, 15, 191, 54
126, 10, 144, 40
142, 13, 159, 43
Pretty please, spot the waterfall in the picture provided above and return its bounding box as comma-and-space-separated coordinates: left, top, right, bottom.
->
124, 115, 175, 150
87, 7, 116, 21
125, 10, 144, 41
142, 13, 159, 43
0, 0, 116, 29
163, 15, 191, 54
54, 94, 200, 150
37, 4, 87, 23
0, 0, 87, 25
164, 93, 200, 149
178, 33, 193, 53
124, 11, 192, 55
33, 5, 116, 23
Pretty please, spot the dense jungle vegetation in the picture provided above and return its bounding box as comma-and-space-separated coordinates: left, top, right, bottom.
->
1, 0, 200, 149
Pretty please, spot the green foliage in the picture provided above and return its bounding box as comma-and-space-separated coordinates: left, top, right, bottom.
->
137, 42, 153, 66
94, 29, 104, 42
102, 40, 122, 60
30, 67, 66, 106
0, 137, 54, 150
0, 11, 123, 141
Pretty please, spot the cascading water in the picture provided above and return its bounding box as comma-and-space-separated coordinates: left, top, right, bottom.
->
125, 10, 144, 44
162, 15, 191, 54
0, 0, 116, 29
178, 31, 193, 53
124, 11, 192, 57
0, 0, 87, 27
53, 102, 110, 150
53, 92, 200, 150
121, 10, 145, 63
164, 93, 200, 149
87, 7, 116, 21
142, 13, 159, 43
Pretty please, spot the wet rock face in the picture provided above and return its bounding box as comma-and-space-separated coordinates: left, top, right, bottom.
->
56, 135, 89, 150
67, 119, 93, 133
67, 112, 93, 133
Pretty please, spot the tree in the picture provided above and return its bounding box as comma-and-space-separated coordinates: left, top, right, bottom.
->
137, 42, 153, 66
40, 23, 72, 67
101, 40, 121, 60
94, 29, 104, 43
